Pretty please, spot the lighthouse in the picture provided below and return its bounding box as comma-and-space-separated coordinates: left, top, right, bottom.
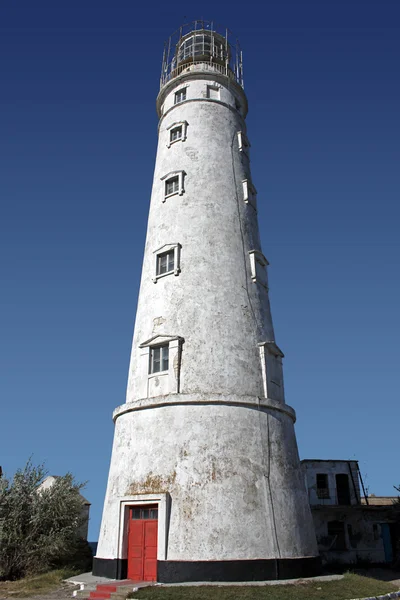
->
93, 21, 320, 583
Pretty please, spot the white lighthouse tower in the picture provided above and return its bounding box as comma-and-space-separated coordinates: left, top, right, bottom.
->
93, 21, 320, 582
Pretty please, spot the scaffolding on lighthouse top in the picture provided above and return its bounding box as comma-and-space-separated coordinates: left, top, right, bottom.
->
160, 20, 244, 90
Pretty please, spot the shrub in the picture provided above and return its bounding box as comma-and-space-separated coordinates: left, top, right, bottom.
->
0, 459, 90, 580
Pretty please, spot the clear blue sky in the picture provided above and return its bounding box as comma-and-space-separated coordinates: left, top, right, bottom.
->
1, 0, 399, 541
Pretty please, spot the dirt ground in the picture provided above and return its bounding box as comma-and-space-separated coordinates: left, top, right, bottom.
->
0, 582, 78, 600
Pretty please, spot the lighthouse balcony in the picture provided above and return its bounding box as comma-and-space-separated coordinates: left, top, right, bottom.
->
161, 60, 239, 89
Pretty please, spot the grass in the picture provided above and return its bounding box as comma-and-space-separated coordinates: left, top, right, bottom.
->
127, 573, 399, 600
0, 568, 78, 598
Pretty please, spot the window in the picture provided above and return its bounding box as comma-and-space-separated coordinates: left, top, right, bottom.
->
174, 88, 186, 104
242, 179, 257, 210
336, 474, 351, 505
153, 243, 181, 282
235, 98, 241, 113
161, 170, 185, 200
165, 176, 179, 196
166, 121, 188, 148
157, 249, 174, 276
170, 126, 182, 143
207, 85, 220, 100
259, 341, 285, 403
316, 473, 330, 499
327, 521, 346, 550
149, 345, 169, 374
249, 250, 269, 289
131, 506, 159, 520
237, 131, 250, 155
139, 334, 184, 397
178, 33, 227, 63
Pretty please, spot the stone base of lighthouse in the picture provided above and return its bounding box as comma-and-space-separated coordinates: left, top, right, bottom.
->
93, 395, 321, 582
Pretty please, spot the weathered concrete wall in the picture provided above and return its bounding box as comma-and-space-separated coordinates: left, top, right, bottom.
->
97, 400, 317, 561
311, 508, 388, 564
126, 74, 274, 403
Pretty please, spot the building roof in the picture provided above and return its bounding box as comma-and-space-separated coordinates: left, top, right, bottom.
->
301, 459, 359, 464
38, 475, 91, 505
361, 495, 398, 506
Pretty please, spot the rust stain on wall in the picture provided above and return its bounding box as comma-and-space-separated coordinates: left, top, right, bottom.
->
126, 470, 176, 495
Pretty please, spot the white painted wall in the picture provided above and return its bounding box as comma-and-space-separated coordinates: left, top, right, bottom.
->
302, 460, 361, 506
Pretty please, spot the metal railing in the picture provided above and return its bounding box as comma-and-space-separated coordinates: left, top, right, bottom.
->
160, 60, 240, 89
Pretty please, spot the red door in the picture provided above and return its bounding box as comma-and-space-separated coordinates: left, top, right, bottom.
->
127, 505, 158, 581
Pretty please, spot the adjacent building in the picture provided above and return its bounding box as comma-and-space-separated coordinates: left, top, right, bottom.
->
302, 460, 397, 565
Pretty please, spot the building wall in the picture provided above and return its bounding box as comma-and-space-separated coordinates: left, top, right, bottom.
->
302, 460, 361, 506
95, 61, 320, 579
311, 508, 389, 564
125, 73, 275, 403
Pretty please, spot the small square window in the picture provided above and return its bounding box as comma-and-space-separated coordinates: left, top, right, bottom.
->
170, 126, 182, 143
207, 85, 219, 100
149, 345, 169, 374
165, 176, 179, 197
175, 89, 186, 104
157, 250, 174, 276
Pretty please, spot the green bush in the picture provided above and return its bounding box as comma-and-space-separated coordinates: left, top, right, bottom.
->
0, 459, 90, 580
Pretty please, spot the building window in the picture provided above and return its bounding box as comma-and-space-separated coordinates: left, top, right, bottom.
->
139, 335, 184, 397
153, 243, 181, 282
207, 85, 220, 100
165, 176, 179, 196
249, 250, 269, 290
316, 473, 330, 499
242, 179, 257, 210
157, 249, 174, 276
170, 126, 182, 143
327, 521, 346, 550
166, 121, 188, 148
237, 131, 250, 155
336, 473, 351, 505
161, 170, 185, 200
149, 344, 169, 374
174, 88, 186, 104
258, 341, 285, 403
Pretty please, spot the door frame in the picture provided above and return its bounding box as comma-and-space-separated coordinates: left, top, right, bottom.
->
117, 494, 170, 565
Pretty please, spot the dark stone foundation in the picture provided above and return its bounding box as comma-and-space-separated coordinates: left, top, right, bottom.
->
92, 557, 127, 580
93, 556, 321, 582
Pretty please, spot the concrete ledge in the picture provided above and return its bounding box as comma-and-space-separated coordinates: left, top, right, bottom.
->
113, 393, 296, 423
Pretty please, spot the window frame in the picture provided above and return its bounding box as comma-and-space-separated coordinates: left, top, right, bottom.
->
161, 170, 186, 201
174, 88, 187, 104
166, 121, 188, 148
139, 335, 185, 396
258, 341, 285, 403
206, 84, 220, 100
149, 344, 169, 375
156, 248, 175, 277
242, 179, 257, 211
249, 249, 269, 289
316, 473, 330, 499
153, 243, 181, 283
237, 130, 250, 155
